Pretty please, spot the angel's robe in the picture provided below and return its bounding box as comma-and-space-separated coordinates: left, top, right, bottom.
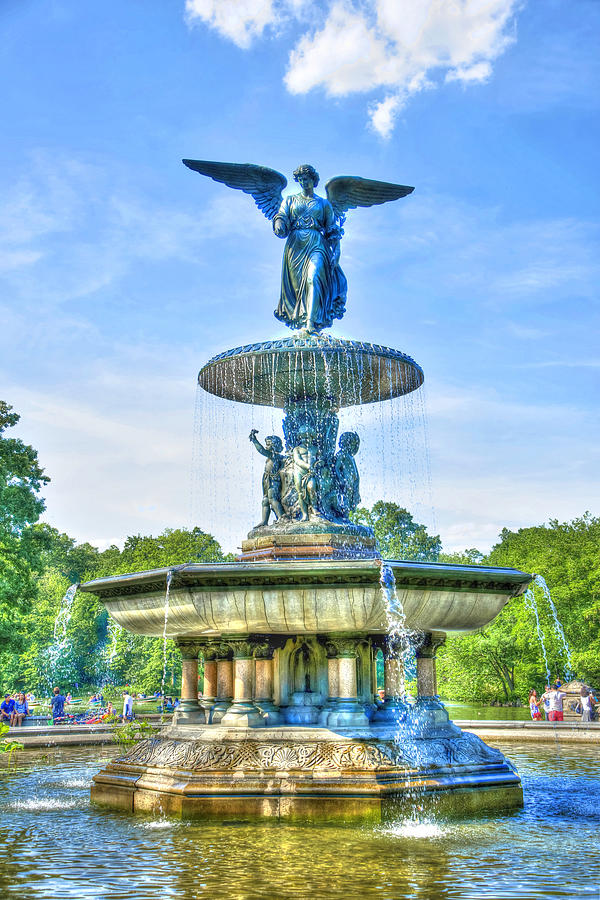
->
273, 192, 347, 331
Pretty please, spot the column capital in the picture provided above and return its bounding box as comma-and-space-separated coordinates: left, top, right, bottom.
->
415, 630, 446, 658
252, 641, 274, 660
175, 639, 203, 659
227, 638, 256, 659
200, 642, 219, 662
214, 641, 233, 660
326, 637, 360, 658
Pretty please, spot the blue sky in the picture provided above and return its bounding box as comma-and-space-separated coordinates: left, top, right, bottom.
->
1, 0, 599, 554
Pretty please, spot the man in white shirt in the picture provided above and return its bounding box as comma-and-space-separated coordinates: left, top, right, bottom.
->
122, 691, 133, 720
542, 684, 566, 722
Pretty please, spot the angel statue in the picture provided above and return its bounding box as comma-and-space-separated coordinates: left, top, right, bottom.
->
183, 159, 414, 334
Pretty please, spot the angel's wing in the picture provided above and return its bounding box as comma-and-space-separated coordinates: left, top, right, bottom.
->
325, 175, 414, 220
182, 159, 287, 221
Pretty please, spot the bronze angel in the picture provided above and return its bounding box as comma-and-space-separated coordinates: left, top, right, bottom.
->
183, 160, 413, 334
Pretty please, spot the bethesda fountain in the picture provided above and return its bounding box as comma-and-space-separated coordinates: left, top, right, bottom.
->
81, 159, 531, 822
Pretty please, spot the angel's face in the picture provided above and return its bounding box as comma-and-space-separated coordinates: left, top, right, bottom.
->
298, 173, 314, 191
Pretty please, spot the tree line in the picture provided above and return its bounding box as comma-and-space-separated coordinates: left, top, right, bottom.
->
1, 400, 598, 702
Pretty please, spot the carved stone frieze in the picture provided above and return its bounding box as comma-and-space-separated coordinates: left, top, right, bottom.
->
117, 731, 504, 773
119, 738, 403, 771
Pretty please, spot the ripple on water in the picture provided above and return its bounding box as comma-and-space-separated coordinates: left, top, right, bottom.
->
7, 797, 80, 811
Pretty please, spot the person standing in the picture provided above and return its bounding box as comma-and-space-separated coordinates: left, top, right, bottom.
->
529, 689, 542, 721
122, 691, 133, 720
544, 684, 566, 722
579, 687, 594, 723
50, 686, 66, 722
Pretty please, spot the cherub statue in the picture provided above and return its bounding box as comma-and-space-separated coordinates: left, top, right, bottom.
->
183, 159, 413, 333
335, 432, 361, 515
249, 429, 284, 527
291, 426, 319, 521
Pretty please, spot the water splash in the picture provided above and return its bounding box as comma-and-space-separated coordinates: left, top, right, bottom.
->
523, 587, 552, 685
378, 563, 412, 727
105, 617, 124, 673
523, 574, 572, 682
159, 568, 177, 722
46, 583, 79, 686
533, 574, 572, 678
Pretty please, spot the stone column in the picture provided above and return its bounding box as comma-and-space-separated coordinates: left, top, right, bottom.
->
372, 635, 408, 724
318, 641, 340, 726
199, 643, 218, 723
415, 631, 446, 703
174, 640, 204, 724
221, 639, 265, 727
253, 641, 281, 726
326, 638, 369, 728
211, 643, 233, 724
410, 631, 451, 736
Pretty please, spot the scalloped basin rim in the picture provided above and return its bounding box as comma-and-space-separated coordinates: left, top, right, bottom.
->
80, 558, 533, 594
79, 559, 533, 637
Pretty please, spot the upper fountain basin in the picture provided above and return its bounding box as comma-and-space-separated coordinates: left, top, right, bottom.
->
198, 333, 424, 409
80, 559, 532, 638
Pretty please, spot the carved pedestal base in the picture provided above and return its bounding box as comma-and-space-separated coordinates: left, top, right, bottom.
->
91, 723, 522, 823
239, 527, 377, 562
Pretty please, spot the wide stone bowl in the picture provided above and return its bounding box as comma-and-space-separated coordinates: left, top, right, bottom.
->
80, 559, 532, 638
198, 333, 424, 408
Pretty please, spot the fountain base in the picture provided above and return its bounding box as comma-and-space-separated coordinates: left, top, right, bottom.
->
92, 723, 522, 823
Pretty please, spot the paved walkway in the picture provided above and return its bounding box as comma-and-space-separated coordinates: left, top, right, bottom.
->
3, 718, 599, 748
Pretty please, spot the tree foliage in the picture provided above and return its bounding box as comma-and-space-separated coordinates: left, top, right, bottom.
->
437, 514, 600, 702
353, 501, 441, 561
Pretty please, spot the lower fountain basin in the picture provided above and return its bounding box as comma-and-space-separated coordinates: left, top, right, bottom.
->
80, 558, 531, 638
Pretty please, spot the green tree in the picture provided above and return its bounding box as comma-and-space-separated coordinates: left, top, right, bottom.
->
0, 402, 50, 638
437, 514, 600, 703
352, 501, 441, 561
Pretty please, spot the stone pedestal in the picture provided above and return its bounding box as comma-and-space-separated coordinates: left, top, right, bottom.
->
221, 640, 265, 727
92, 722, 523, 822
174, 641, 204, 724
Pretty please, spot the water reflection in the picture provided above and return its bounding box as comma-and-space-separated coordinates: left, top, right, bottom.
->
0, 743, 599, 899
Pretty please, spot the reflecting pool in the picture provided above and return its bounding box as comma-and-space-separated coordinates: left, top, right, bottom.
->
1, 742, 599, 899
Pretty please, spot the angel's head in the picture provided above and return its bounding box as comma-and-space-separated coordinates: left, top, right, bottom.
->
293, 164, 319, 188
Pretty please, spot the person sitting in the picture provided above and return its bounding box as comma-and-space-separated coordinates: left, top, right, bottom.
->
12, 692, 29, 726
1, 693, 15, 724
66, 692, 72, 703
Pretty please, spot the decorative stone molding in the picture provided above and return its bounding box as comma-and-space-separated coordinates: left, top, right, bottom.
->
119, 731, 504, 772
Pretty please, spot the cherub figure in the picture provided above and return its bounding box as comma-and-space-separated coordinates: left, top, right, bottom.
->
249, 429, 284, 526
292, 426, 318, 521
335, 432, 361, 515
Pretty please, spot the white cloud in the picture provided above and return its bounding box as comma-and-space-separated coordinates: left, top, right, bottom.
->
185, 0, 283, 48
185, 0, 521, 135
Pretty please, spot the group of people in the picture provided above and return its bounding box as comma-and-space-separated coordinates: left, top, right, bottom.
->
0, 692, 30, 726
529, 681, 597, 722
